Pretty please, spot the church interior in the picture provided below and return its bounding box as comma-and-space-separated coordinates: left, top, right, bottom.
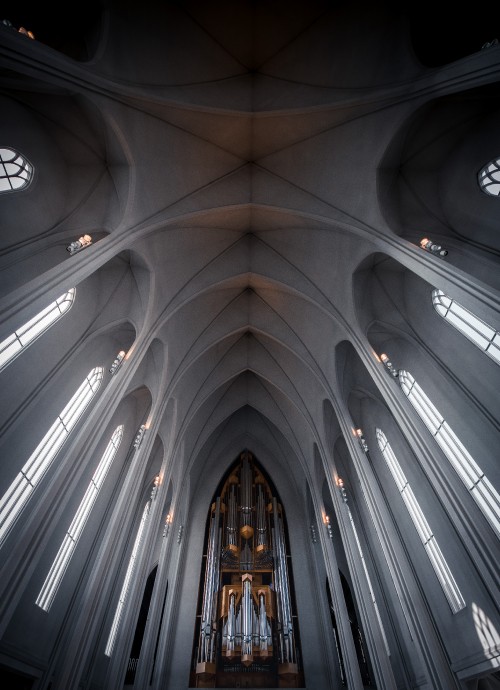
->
0, 1, 499, 688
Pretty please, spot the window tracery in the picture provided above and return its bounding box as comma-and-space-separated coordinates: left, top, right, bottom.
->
399, 371, 500, 537
376, 428, 465, 613
478, 157, 500, 196
432, 289, 500, 365
0, 147, 33, 192
0, 366, 104, 546
36, 425, 124, 611
0, 289, 76, 372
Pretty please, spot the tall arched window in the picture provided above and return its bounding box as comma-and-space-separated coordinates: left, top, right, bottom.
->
432, 289, 500, 365
346, 505, 390, 653
105, 500, 151, 657
399, 370, 500, 538
0, 366, 104, 547
0, 147, 33, 192
376, 428, 465, 613
478, 157, 500, 196
36, 425, 124, 611
0, 288, 76, 372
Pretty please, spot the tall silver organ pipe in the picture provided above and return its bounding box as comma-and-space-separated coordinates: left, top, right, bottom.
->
226, 485, 237, 548
240, 456, 252, 523
241, 574, 253, 663
272, 497, 296, 665
198, 498, 221, 667
256, 485, 267, 549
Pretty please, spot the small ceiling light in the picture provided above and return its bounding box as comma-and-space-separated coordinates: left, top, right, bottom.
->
380, 353, 399, 379
67, 234, 92, 256
420, 238, 448, 257
109, 351, 126, 375
355, 428, 369, 453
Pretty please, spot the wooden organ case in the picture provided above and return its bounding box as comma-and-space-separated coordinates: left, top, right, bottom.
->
190, 452, 304, 688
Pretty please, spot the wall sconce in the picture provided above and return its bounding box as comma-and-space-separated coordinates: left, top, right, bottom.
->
66, 234, 92, 255
324, 515, 333, 539
133, 425, 146, 450
355, 428, 369, 453
336, 477, 348, 503
18, 26, 35, 39
151, 474, 160, 500
419, 238, 448, 257
177, 525, 184, 544
310, 524, 317, 543
109, 350, 125, 375
163, 513, 172, 538
380, 353, 399, 379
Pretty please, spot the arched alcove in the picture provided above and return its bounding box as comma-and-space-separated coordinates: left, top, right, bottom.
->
189, 450, 305, 688
378, 84, 500, 259
0, 93, 128, 294
353, 252, 500, 427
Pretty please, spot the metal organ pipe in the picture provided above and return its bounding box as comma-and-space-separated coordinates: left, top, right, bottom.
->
259, 592, 268, 654
226, 593, 236, 657
272, 498, 296, 665
256, 485, 267, 548
240, 456, 252, 519
227, 485, 237, 548
241, 575, 253, 664
198, 498, 221, 665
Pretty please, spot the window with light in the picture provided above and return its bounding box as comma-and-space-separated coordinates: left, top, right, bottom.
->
399, 370, 500, 538
376, 428, 465, 613
0, 289, 76, 372
478, 157, 500, 196
0, 147, 33, 192
0, 366, 104, 546
432, 289, 500, 365
36, 425, 124, 611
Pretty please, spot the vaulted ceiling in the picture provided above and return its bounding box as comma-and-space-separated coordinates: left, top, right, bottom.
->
1, 0, 499, 501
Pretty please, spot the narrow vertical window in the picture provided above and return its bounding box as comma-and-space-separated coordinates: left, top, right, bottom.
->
105, 501, 151, 657
36, 425, 124, 611
399, 370, 500, 537
478, 157, 500, 196
376, 428, 465, 613
432, 289, 500, 365
0, 288, 76, 372
0, 366, 104, 546
0, 147, 33, 192
347, 506, 391, 653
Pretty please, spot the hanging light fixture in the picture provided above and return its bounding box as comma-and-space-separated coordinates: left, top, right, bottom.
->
163, 513, 172, 538
324, 515, 333, 539
133, 424, 146, 450
66, 234, 92, 255
151, 474, 160, 499
336, 477, 348, 503
380, 353, 399, 378
355, 428, 369, 453
109, 351, 126, 375
419, 238, 448, 257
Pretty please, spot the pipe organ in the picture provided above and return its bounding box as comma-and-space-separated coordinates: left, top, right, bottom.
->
191, 452, 303, 688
